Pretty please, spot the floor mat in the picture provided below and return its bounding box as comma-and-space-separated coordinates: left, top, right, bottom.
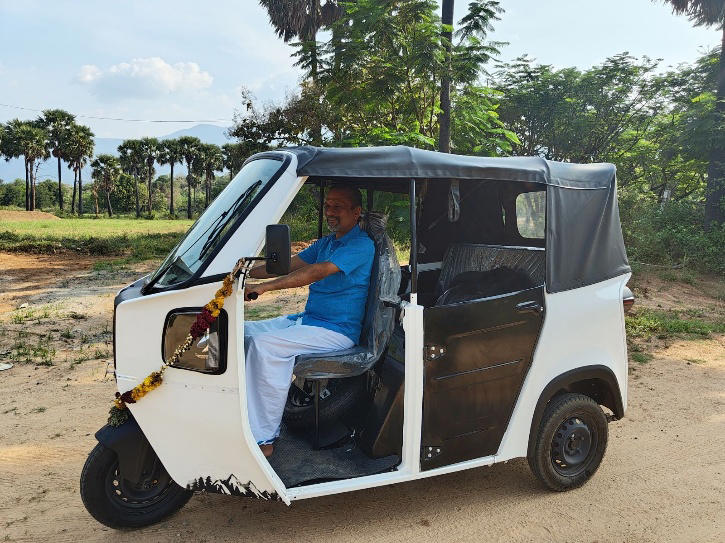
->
267, 426, 400, 488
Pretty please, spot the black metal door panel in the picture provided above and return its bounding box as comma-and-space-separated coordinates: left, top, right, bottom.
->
421, 286, 544, 470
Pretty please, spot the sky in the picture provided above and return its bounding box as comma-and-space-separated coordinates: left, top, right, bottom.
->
0, 0, 720, 140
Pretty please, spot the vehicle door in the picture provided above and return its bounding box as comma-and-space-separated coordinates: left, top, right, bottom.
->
420, 283, 545, 469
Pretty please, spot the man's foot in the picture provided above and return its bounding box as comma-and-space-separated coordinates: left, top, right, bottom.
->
260, 443, 274, 457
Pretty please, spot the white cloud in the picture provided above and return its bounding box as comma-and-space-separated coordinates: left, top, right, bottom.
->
75, 57, 213, 101
77, 64, 101, 83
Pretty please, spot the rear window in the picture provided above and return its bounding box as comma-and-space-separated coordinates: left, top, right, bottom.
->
516, 191, 545, 239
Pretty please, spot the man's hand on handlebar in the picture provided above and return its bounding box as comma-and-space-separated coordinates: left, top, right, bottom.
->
244, 283, 267, 301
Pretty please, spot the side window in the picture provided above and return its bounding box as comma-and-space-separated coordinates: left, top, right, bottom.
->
515, 191, 545, 240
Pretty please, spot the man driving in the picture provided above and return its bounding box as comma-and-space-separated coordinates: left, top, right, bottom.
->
243, 185, 374, 457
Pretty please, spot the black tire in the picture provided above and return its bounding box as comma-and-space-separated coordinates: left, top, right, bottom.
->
528, 393, 608, 492
283, 375, 366, 430
80, 443, 192, 529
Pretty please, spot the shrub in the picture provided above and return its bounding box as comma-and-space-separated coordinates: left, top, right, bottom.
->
619, 195, 725, 275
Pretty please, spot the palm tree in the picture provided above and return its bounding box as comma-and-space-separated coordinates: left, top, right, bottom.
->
438, 1, 504, 153
118, 139, 144, 218
158, 139, 182, 216
438, 0, 455, 153
138, 137, 159, 214
91, 154, 121, 217
65, 124, 95, 214
260, 1, 344, 143
260, 0, 343, 80
661, 0, 725, 226
1, 120, 25, 207
198, 143, 223, 207
13, 121, 49, 211
40, 109, 75, 211
177, 136, 201, 219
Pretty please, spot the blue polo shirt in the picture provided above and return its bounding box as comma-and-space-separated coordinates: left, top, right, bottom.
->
290, 225, 374, 343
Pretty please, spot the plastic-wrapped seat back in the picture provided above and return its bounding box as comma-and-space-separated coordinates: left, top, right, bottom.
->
358, 211, 402, 353
294, 212, 401, 379
435, 244, 545, 305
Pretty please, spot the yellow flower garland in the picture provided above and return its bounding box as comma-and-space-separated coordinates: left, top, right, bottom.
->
108, 271, 238, 426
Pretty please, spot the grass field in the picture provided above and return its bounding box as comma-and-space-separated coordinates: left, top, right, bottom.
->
0, 214, 194, 262
0, 216, 194, 237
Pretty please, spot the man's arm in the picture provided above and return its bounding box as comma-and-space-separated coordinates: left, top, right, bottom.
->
248, 254, 307, 279
245, 261, 339, 300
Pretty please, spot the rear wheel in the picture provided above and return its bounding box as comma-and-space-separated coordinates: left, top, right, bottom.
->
80, 443, 192, 529
283, 375, 366, 430
528, 393, 608, 491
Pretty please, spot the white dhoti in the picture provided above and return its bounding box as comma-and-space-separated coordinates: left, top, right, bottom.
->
244, 316, 354, 444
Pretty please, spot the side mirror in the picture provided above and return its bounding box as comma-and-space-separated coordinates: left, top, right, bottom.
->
265, 224, 291, 276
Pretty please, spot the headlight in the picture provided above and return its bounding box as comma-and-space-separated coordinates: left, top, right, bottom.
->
162, 309, 227, 374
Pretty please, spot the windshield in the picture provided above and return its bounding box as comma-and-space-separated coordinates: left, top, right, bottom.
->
149, 158, 284, 288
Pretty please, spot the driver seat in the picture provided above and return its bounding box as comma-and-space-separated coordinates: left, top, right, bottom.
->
293, 212, 401, 446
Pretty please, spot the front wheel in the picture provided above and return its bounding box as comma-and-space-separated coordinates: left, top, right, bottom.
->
528, 393, 608, 491
80, 443, 192, 529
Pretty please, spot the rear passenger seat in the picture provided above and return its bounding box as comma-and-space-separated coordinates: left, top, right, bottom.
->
435, 244, 545, 305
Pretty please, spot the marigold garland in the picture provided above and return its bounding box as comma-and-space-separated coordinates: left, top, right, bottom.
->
108, 270, 239, 426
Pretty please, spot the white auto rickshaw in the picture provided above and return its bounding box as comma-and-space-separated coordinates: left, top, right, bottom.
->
80, 146, 633, 529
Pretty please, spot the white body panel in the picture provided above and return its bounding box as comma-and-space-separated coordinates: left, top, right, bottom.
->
496, 274, 630, 461
114, 152, 629, 503
115, 154, 304, 501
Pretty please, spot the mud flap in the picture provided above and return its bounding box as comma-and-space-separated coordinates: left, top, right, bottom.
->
95, 415, 158, 483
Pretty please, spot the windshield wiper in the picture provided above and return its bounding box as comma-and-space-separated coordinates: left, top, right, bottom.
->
197, 180, 262, 259
145, 180, 263, 292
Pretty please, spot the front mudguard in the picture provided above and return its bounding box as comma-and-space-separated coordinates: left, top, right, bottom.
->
95, 414, 159, 483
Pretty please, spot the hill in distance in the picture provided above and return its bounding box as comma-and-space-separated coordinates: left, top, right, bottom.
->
0, 124, 233, 184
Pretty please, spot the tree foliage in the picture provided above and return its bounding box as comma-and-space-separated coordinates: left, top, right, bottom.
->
91, 154, 121, 216
234, 0, 514, 154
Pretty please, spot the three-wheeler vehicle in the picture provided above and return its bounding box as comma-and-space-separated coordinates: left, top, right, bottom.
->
80, 146, 633, 529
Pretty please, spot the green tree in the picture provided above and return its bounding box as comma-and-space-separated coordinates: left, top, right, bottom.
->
39, 109, 75, 211
138, 137, 159, 215
91, 154, 121, 217
259, 0, 343, 82
110, 172, 138, 213
0, 121, 25, 206
494, 54, 661, 162
260, 0, 344, 142
438, 0, 456, 152
65, 124, 95, 214
17, 121, 49, 211
158, 139, 182, 215
198, 143, 223, 208
1, 119, 48, 210
221, 142, 249, 178
321, 0, 509, 149
0, 179, 25, 207
118, 139, 145, 217
177, 136, 201, 218
660, 0, 725, 226
440, 0, 504, 152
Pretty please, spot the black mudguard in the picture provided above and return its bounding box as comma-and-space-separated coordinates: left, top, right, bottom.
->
527, 364, 624, 455
95, 415, 158, 483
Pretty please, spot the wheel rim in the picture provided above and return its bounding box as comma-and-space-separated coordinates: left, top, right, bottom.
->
550, 415, 596, 476
104, 458, 175, 508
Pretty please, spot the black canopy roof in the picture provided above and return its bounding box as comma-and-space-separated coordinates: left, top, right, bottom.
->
274, 146, 631, 293
285, 145, 616, 189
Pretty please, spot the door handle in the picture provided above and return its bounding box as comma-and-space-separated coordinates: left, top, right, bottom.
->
516, 300, 543, 314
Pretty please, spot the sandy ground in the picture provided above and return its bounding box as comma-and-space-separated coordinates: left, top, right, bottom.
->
0, 210, 60, 222
0, 252, 723, 543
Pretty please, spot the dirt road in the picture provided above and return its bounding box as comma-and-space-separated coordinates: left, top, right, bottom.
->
1, 252, 723, 542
